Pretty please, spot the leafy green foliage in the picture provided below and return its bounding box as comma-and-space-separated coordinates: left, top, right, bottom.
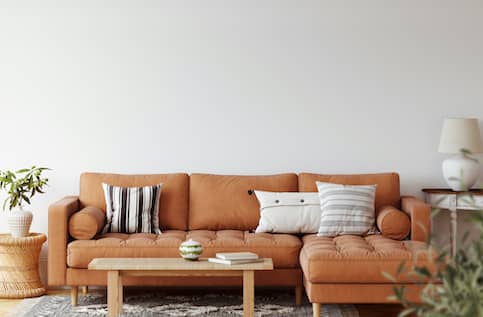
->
387, 203, 483, 317
385, 149, 482, 316
0, 166, 50, 211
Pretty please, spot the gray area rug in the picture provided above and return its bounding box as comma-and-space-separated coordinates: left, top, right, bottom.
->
9, 290, 359, 317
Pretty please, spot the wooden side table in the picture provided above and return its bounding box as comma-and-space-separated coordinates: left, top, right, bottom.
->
0, 233, 47, 298
422, 188, 483, 257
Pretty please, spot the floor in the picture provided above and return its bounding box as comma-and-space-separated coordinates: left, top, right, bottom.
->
0, 288, 409, 317
0, 289, 67, 317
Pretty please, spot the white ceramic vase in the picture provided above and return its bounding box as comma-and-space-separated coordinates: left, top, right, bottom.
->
442, 152, 480, 191
8, 206, 33, 238
179, 239, 203, 261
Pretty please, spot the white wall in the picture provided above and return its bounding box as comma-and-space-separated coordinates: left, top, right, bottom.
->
1, 0, 482, 277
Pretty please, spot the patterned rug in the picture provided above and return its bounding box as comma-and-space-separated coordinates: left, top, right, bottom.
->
8, 289, 359, 317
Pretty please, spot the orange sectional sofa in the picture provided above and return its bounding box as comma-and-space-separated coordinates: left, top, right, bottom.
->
48, 172, 433, 314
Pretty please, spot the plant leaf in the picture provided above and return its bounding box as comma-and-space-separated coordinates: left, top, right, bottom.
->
382, 271, 397, 282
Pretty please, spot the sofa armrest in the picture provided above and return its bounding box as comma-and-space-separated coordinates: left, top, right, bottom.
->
401, 196, 431, 243
48, 196, 80, 286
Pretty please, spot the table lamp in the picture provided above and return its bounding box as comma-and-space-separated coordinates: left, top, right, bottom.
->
438, 117, 483, 191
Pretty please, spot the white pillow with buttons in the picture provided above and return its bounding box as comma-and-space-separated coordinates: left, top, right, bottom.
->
254, 191, 321, 233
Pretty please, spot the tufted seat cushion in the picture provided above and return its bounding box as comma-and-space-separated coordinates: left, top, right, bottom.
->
300, 234, 436, 283
67, 230, 302, 269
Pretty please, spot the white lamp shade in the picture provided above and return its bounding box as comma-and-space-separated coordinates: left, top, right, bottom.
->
438, 118, 483, 154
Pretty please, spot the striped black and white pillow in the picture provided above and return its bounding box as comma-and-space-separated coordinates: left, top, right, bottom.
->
102, 183, 162, 234
316, 181, 376, 237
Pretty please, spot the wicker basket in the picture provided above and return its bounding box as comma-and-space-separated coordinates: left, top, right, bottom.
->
0, 233, 47, 298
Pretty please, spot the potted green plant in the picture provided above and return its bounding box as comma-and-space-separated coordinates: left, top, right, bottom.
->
387, 208, 482, 317
0, 166, 50, 237
384, 164, 483, 316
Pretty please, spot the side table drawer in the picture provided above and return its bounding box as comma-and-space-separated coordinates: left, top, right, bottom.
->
457, 194, 483, 210
427, 194, 453, 210
426, 192, 483, 210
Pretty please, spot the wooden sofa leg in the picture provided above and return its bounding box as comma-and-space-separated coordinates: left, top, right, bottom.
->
295, 285, 302, 306
71, 286, 78, 306
81, 286, 88, 295
313, 302, 321, 317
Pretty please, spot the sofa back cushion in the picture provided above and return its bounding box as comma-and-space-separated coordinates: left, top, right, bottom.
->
189, 173, 298, 230
79, 172, 189, 230
298, 173, 400, 215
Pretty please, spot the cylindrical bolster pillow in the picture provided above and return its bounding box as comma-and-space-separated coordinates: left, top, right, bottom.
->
69, 206, 105, 240
377, 206, 411, 240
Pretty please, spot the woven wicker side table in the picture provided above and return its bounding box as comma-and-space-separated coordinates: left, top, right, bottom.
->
0, 233, 46, 298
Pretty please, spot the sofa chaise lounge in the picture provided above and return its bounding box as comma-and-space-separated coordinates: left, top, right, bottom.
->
48, 172, 433, 315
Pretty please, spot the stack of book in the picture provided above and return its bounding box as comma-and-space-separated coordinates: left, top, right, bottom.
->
208, 252, 263, 265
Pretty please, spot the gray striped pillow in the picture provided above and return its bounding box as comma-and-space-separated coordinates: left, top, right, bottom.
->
316, 181, 376, 237
102, 183, 162, 234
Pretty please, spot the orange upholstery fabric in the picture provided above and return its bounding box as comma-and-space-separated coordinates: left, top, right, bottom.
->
376, 206, 411, 240
67, 230, 302, 269
189, 174, 298, 230
300, 234, 435, 283
66, 268, 303, 287
79, 173, 189, 230
68, 206, 105, 240
49, 171, 438, 301
48, 196, 80, 286
298, 173, 400, 215
304, 282, 425, 303
401, 196, 431, 242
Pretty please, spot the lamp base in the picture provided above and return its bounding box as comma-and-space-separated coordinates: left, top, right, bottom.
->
442, 153, 480, 191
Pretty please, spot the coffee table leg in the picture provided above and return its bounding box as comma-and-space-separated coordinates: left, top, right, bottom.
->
118, 274, 123, 314
107, 270, 120, 317
243, 270, 254, 317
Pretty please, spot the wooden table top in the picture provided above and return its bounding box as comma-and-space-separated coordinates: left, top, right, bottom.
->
88, 258, 273, 271
422, 188, 483, 195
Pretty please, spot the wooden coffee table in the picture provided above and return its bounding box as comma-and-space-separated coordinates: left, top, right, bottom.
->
88, 257, 273, 317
